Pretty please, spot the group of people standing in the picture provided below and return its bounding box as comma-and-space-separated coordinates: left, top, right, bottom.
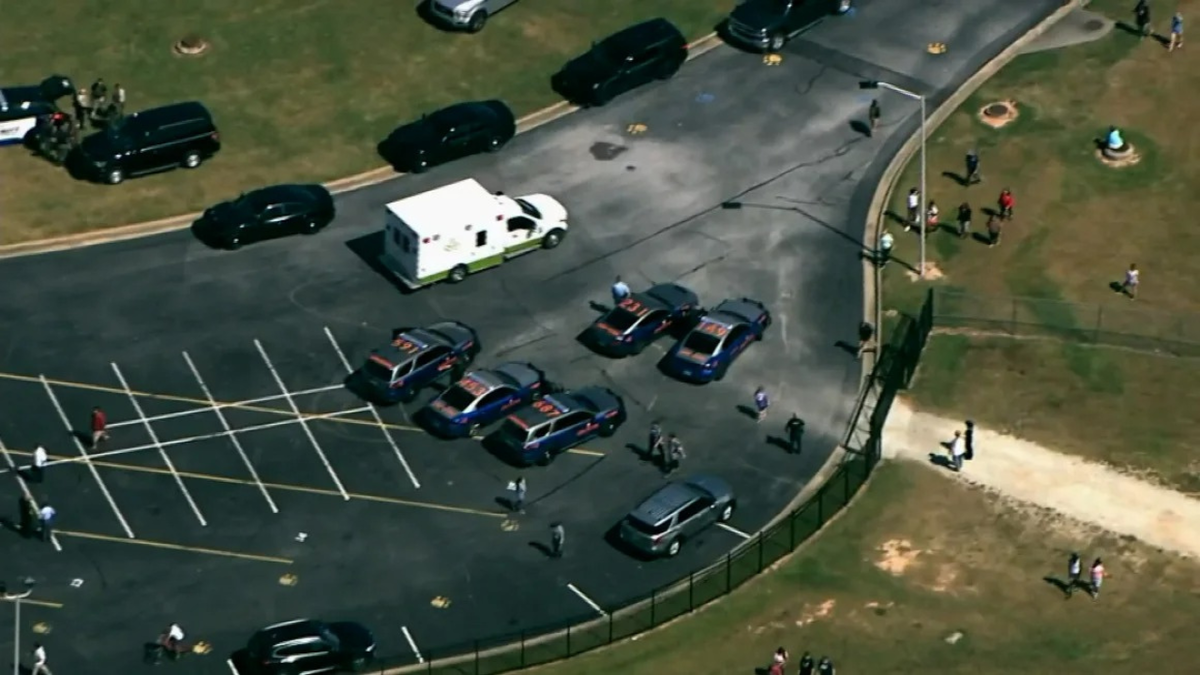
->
769, 647, 836, 675
72, 78, 127, 130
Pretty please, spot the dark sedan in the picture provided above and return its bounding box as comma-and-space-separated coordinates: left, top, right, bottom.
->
194, 184, 335, 249
378, 100, 515, 173
551, 18, 688, 107
583, 283, 701, 357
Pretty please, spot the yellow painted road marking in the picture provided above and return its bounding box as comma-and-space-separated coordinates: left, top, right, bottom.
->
57, 529, 294, 564
6, 448, 506, 519
1, 598, 63, 610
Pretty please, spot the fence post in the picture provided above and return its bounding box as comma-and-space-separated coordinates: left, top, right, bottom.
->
688, 571, 695, 611
650, 588, 656, 626
725, 552, 732, 591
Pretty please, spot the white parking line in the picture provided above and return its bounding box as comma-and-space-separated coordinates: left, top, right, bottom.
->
111, 363, 208, 527
324, 326, 421, 489
0, 436, 63, 552
39, 375, 136, 539
716, 522, 752, 539
566, 582, 607, 617
254, 339, 350, 500
401, 625, 424, 664
4, 407, 374, 473
226, 659, 241, 675
105, 384, 345, 429
183, 351, 279, 514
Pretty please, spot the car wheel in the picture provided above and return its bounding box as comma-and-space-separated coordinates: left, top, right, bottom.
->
182, 151, 202, 169
448, 264, 469, 283
105, 168, 124, 185
226, 237, 242, 251
769, 34, 786, 51
412, 157, 429, 174
302, 219, 320, 234
666, 539, 682, 557
714, 362, 729, 382
719, 502, 735, 522
467, 10, 488, 32
467, 423, 481, 437
598, 420, 617, 437
542, 228, 565, 249
485, 136, 505, 153
349, 657, 367, 673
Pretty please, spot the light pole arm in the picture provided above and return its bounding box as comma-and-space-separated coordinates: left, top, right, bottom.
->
876, 81, 922, 101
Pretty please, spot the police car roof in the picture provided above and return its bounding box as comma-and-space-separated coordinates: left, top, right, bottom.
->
711, 298, 766, 323
489, 362, 542, 388
0, 86, 46, 112
643, 282, 699, 309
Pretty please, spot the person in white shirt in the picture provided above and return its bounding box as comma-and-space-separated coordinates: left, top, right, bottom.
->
610, 276, 631, 305
904, 188, 920, 230
32, 642, 51, 675
37, 503, 55, 542
32, 445, 48, 483
948, 430, 966, 472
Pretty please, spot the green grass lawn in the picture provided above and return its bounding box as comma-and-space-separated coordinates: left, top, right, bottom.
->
522, 462, 1200, 675
0, 0, 728, 244
878, 0, 1200, 483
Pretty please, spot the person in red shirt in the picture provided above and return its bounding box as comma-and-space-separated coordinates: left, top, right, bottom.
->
91, 406, 110, 448
998, 189, 1014, 220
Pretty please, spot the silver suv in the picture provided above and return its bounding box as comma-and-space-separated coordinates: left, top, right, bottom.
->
427, 0, 520, 32
619, 475, 736, 558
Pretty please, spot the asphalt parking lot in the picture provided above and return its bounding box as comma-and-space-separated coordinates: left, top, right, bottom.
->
0, 0, 1063, 671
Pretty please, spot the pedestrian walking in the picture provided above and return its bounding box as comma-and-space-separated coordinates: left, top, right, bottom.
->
508, 476, 527, 513
963, 420, 975, 460
1135, 0, 1152, 38
32, 445, 48, 483
998, 189, 1014, 220
610, 276, 631, 305
867, 98, 881, 135
18, 496, 34, 538
773, 647, 789, 667
31, 643, 52, 675
877, 229, 894, 268
785, 415, 805, 455
856, 321, 875, 360
816, 656, 836, 675
113, 83, 127, 117
956, 202, 972, 239
647, 421, 665, 465
948, 430, 966, 472
753, 386, 769, 422
665, 434, 685, 475
1065, 552, 1083, 598
904, 188, 920, 231
965, 149, 981, 184
986, 214, 1003, 247
1121, 263, 1139, 299
925, 200, 939, 235
1088, 557, 1105, 599
38, 502, 56, 543
798, 652, 816, 675
91, 406, 109, 448
1170, 11, 1184, 51
549, 522, 565, 558
73, 88, 92, 130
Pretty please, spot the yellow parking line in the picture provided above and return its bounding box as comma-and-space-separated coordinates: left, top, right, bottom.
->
0, 597, 63, 610
7, 448, 506, 519
567, 448, 606, 457
56, 529, 294, 564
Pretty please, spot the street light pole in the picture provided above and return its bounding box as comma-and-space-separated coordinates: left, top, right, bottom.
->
2, 579, 35, 675
859, 80, 928, 277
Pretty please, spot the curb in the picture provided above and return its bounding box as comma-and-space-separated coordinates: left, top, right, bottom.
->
0, 32, 724, 262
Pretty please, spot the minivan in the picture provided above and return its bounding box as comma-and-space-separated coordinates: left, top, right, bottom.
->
618, 475, 736, 557
76, 100, 220, 184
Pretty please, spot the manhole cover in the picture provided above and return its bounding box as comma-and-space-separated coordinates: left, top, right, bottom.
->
1084, 19, 1106, 31
984, 103, 1010, 118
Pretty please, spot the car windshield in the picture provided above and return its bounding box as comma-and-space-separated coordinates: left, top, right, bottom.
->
516, 198, 542, 219
438, 385, 478, 411
626, 516, 670, 536
604, 308, 641, 332
362, 358, 395, 382
682, 331, 721, 355
496, 419, 529, 444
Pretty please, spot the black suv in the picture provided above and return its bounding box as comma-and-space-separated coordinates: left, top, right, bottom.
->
246, 619, 375, 675
76, 100, 219, 184
723, 0, 845, 52
551, 18, 688, 107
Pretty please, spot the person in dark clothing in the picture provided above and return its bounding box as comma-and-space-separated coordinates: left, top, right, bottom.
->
647, 421, 665, 466
964, 419, 975, 460
1065, 552, 1083, 598
816, 656, 835, 674
797, 652, 816, 675
549, 522, 564, 558
965, 149, 981, 184
1135, 0, 1151, 37
986, 214, 1002, 247
856, 321, 875, 360
957, 202, 972, 239
867, 99, 881, 135
785, 415, 806, 455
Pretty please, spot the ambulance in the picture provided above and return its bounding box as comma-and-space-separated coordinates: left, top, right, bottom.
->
379, 178, 569, 289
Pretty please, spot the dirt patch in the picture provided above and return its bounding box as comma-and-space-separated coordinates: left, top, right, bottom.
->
931, 565, 959, 592
794, 599, 836, 627
1095, 146, 1142, 168
978, 100, 1018, 128
876, 539, 923, 574
905, 261, 945, 282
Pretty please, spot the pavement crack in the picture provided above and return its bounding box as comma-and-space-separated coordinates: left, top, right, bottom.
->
795, 64, 829, 97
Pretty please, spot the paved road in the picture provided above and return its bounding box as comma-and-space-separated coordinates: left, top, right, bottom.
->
0, 0, 1062, 672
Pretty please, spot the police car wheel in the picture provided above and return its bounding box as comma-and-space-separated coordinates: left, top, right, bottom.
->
467, 11, 488, 32
598, 420, 617, 438
182, 151, 202, 169
486, 136, 503, 152
769, 34, 786, 51
399, 388, 419, 404
106, 168, 124, 185
719, 503, 735, 522
226, 238, 242, 251
714, 363, 729, 381
666, 539, 682, 557
542, 229, 565, 249
302, 219, 320, 234
448, 264, 469, 283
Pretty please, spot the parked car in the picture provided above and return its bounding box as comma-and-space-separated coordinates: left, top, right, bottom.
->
246, 619, 375, 675
379, 100, 515, 173
354, 322, 480, 404
0, 75, 73, 146
487, 387, 626, 466
618, 475, 737, 557
723, 0, 847, 52
75, 100, 219, 184
582, 282, 701, 357
425, 0, 521, 32
662, 297, 771, 383
419, 362, 552, 438
551, 18, 688, 107
194, 184, 335, 249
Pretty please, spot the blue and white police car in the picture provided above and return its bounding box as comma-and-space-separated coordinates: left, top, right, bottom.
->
0, 76, 73, 147
355, 322, 480, 404
662, 297, 772, 383
419, 362, 552, 438
487, 387, 626, 466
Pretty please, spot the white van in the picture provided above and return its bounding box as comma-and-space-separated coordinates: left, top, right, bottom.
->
380, 178, 569, 289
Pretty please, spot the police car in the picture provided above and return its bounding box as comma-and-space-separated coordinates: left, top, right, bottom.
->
662, 298, 772, 383
419, 362, 552, 438
355, 322, 480, 403
487, 387, 626, 466
582, 283, 701, 357
0, 76, 73, 147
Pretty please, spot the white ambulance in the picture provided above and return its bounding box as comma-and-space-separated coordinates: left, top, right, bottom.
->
380, 178, 569, 289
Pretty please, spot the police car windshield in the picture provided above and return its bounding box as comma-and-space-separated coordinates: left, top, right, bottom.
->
439, 385, 478, 411
516, 198, 541, 219
605, 307, 641, 332
682, 331, 721, 355
496, 418, 529, 443
362, 358, 395, 381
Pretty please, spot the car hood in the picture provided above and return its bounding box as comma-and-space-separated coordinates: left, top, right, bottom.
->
202, 201, 251, 230
79, 131, 120, 160
329, 622, 375, 653
519, 193, 568, 223
730, 0, 786, 28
